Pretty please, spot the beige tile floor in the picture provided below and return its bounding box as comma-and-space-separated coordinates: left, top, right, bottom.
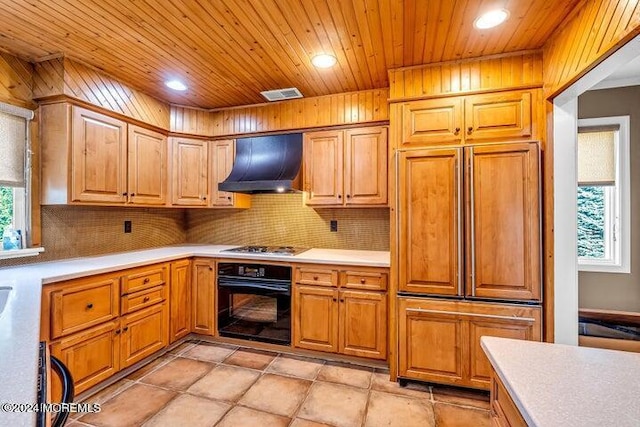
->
67, 340, 491, 427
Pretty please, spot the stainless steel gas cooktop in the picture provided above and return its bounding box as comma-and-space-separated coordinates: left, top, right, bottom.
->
222, 245, 310, 256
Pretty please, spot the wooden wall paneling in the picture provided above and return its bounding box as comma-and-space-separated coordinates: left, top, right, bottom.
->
0, 52, 34, 108
543, 0, 640, 98
33, 58, 171, 130
388, 52, 544, 101
171, 88, 390, 137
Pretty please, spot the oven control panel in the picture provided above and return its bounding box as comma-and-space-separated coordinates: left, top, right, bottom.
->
218, 262, 291, 280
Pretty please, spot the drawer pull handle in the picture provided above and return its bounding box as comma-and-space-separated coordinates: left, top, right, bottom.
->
313, 276, 318, 280
143, 278, 150, 284
143, 296, 150, 302
360, 278, 366, 284
86, 303, 94, 310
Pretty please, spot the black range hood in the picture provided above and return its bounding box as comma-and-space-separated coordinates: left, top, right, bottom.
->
218, 133, 303, 194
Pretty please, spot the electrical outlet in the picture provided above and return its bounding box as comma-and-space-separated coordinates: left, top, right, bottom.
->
124, 220, 132, 233
330, 220, 338, 232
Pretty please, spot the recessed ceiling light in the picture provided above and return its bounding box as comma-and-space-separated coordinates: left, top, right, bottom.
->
165, 80, 188, 91
312, 54, 337, 68
474, 9, 509, 29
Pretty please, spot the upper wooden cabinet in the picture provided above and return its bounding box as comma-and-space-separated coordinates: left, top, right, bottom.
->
170, 137, 209, 206
399, 90, 536, 147
41, 103, 168, 206
304, 126, 388, 207
127, 125, 167, 205
397, 142, 541, 302
209, 139, 250, 208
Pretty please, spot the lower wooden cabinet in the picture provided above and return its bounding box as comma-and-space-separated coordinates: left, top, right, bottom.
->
120, 302, 168, 368
294, 285, 387, 360
192, 258, 216, 335
170, 259, 191, 343
398, 297, 541, 389
294, 286, 339, 352
491, 370, 527, 426
50, 320, 120, 395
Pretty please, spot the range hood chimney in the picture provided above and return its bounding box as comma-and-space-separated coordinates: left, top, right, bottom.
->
218, 133, 303, 194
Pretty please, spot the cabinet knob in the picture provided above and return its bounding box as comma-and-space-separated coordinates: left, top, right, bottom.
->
143, 278, 150, 284
360, 278, 366, 284
123, 326, 129, 332
122, 192, 128, 196
337, 195, 342, 199
346, 194, 351, 198
332, 298, 337, 302
313, 276, 319, 280
454, 127, 460, 135
340, 299, 345, 303
227, 196, 232, 200
115, 329, 121, 335
143, 296, 150, 302
86, 303, 94, 310
130, 193, 135, 197
203, 196, 207, 200
467, 126, 473, 134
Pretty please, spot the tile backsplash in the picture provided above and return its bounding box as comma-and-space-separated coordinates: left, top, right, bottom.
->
0, 194, 390, 268
187, 193, 390, 251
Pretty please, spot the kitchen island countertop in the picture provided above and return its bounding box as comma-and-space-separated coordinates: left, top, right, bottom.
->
0, 245, 390, 426
481, 336, 640, 427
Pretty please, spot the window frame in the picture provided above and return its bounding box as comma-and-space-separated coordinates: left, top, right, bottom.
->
577, 115, 630, 273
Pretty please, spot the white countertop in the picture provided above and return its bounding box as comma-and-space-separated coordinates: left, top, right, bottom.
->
481, 336, 640, 427
0, 244, 389, 426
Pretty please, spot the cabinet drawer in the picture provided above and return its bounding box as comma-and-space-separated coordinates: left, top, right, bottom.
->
121, 264, 167, 295
121, 285, 166, 314
342, 270, 388, 290
296, 267, 339, 287
50, 276, 120, 339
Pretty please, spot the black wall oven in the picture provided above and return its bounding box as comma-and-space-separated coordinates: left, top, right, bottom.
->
217, 262, 291, 345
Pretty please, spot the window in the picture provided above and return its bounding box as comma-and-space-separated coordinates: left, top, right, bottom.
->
0, 102, 41, 259
577, 116, 630, 273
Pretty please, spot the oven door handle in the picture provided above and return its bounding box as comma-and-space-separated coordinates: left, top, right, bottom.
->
218, 279, 290, 294
51, 355, 75, 427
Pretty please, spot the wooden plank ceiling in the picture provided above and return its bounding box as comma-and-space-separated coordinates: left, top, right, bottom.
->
0, 0, 580, 109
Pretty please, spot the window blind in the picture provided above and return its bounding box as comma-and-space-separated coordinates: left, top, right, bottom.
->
0, 102, 33, 187
577, 126, 617, 186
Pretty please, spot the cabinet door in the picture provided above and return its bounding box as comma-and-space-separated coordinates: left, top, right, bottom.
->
50, 320, 120, 395
464, 91, 532, 141
344, 127, 388, 205
293, 285, 339, 352
398, 298, 466, 385
339, 290, 387, 360
127, 125, 167, 205
120, 302, 168, 368
303, 130, 343, 205
467, 304, 541, 389
170, 259, 191, 343
171, 137, 209, 206
209, 140, 250, 208
71, 106, 127, 203
401, 98, 463, 146
465, 143, 541, 301
398, 148, 462, 296
192, 258, 215, 335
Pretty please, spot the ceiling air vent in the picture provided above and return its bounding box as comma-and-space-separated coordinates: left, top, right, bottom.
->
260, 87, 303, 102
